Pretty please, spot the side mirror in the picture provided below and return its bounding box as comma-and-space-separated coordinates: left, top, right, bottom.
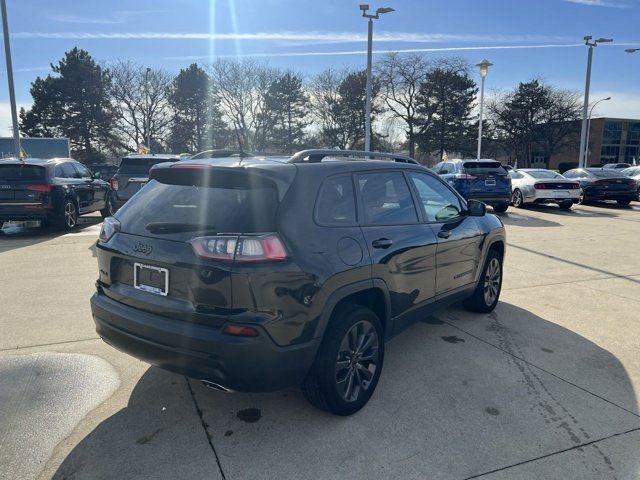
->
467, 200, 486, 217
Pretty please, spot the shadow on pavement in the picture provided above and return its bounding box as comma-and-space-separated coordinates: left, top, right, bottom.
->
0, 216, 102, 253
520, 203, 620, 218
496, 210, 564, 228
52, 303, 640, 479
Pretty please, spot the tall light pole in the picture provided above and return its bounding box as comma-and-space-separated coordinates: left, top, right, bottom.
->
144, 67, 151, 151
476, 59, 493, 160
360, 4, 394, 152
584, 96, 611, 167
578, 36, 613, 168
1, 0, 20, 158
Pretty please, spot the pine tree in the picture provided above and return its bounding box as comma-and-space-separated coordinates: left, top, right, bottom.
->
264, 72, 308, 153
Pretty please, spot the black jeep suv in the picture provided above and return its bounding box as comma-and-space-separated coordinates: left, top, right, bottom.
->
91, 150, 506, 415
0, 157, 111, 231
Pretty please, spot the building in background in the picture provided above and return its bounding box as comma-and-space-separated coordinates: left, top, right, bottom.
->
0, 137, 70, 159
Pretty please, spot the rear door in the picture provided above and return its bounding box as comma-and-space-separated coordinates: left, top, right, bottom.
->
73, 162, 108, 211
406, 171, 484, 295
463, 161, 511, 197
0, 164, 48, 206
355, 170, 438, 329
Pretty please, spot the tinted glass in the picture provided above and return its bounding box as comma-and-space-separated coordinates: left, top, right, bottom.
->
315, 175, 356, 225
462, 161, 506, 175
409, 172, 462, 222
61, 163, 80, 178
527, 171, 563, 179
72, 162, 92, 179
119, 158, 177, 175
0, 165, 46, 181
116, 179, 279, 241
589, 169, 626, 178
358, 172, 418, 226
508, 171, 524, 179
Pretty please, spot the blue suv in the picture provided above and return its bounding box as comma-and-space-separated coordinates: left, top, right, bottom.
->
433, 159, 511, 212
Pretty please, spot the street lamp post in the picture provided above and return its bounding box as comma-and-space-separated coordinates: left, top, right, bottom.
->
360, 4, 394, 152
578, 36, 613, 168
145, 67, 151, 151
0, 0, 21, 158
476, 59, 493, 160
584, 96, 611, 167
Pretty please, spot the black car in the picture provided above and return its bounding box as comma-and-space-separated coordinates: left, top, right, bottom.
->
432, 159, 512, 212
563, 168, 637, 205
90, 149, 506, 415
109, 154, 181, 211
0, 157, 111, 230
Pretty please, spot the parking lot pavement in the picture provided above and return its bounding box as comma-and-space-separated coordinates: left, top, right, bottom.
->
1, 203, 640, 480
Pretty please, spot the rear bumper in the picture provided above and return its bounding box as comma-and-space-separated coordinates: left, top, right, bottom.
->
90, 291, 319, 392
583, 190, 636, 201
465, 194, 511, 206
0, 204, 53, 221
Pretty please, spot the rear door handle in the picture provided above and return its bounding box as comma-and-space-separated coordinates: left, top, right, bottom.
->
437, 230, 451, 239
372, 238, 393, 249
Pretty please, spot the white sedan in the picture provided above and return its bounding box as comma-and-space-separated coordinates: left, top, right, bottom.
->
621, 166, 640, 200
508, 169, 580, 210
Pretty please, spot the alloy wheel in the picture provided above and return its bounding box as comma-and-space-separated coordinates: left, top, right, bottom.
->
64, 202, 77, 228
483, 258, 501, 306
512, 190, 523, 207
335, 320, 379, 403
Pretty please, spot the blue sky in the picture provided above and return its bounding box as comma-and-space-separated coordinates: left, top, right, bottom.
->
0, 0, 639, 133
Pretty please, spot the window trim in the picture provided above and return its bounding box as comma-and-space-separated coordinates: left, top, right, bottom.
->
405, 169, 467, 224
354, 169, 422, 227
313, 173, 359, 227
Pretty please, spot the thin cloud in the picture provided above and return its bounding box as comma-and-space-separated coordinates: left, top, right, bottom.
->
563, 0, 628, 7
11, 30, 572, 44
164, 44, 586, 61
49, 14, 124, 25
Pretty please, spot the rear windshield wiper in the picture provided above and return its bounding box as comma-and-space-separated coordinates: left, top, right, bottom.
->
145, 222, 217, 234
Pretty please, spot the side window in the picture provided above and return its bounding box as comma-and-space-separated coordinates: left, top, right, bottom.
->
432, 162, 443, 173
509, 171, 524, 179
54, 165, 66, 178
444, 162, 455, 174
315, 175, 357, 226
61, 162, 80, 179
72, 162, 92, 179
408, 172, 463, 222
358, 172, 418, 226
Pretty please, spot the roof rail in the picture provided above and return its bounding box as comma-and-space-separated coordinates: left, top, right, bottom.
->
288, 149, 419, 165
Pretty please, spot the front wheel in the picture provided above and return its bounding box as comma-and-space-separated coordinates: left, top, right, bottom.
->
493, 203, 509, 213
302, 305, 384, 416
578, 189, 586, 204
463, 249, 503, 313
617, 199, 631, 206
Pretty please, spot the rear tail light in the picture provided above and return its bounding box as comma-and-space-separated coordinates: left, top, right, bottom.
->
26, 183, 52, 192
628, 179, 636, 186
109, 177, 118, 191
571, 183, 580, 189
99, 217, 121, 242
222, 324, 259, 337
189, 234, 287, 262
533, 183, 546, 189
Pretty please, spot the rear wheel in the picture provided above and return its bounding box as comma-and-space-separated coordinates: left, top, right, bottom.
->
302, 305, 384, 416
558, 201, 573, 210
511, 189, 524, 208
463, 249, 502, 313
57, 199, 78, 231
617, 198, 631, 206
493, 203, 509, 213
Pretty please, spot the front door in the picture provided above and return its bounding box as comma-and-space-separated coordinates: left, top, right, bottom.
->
356, 171, 438, 330
406, 171, 484, 296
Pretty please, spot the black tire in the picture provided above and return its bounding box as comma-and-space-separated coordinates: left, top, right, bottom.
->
492, 203, 509, 213
302, 304, 384, 416
617, 199, 631, 206
100, 195, 114, 218
558, 201, 573, 210
57, 198, 78, 231
463, 249, 503, 313
511, 189, 524, 208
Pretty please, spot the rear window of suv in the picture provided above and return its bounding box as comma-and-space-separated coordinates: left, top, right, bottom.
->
116, 179, 279, 241
118, 158, 177, 175
0, 165, 46, 181
462, 162, 506, 175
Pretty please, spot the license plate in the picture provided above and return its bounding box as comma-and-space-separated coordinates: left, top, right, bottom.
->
552, 191, 569, 197
484, 179, 496, 186
134, 263, 169, 296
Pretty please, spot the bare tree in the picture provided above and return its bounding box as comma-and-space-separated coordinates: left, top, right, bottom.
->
376, 53, 431, 158
109, 61, 172, 151
208, 59, 280, 152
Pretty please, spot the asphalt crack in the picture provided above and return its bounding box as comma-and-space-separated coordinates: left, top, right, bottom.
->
185, 378, 227, 480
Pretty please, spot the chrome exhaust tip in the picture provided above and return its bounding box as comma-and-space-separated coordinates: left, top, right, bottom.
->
201, 379, 234, 393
